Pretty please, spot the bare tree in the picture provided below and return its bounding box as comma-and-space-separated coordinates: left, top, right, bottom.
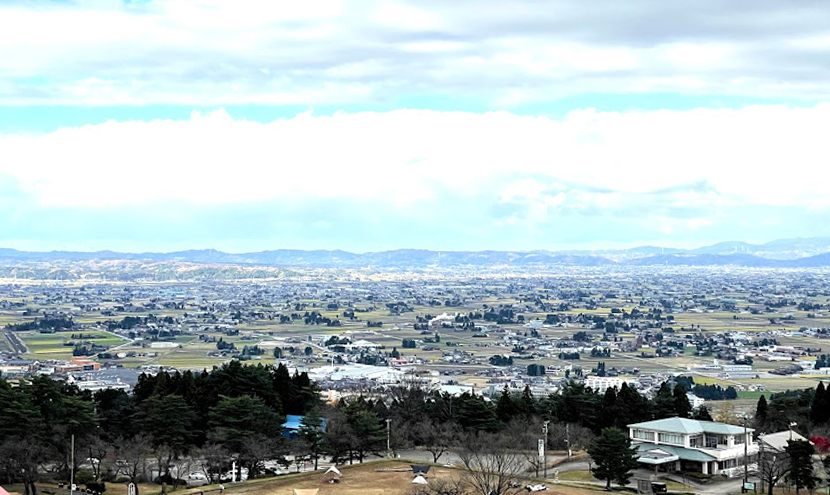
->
503, 418, 544, 476
546, 422, 593, 453
240, 436, 286, 477
85, 436, 112, 482
152, 443, 177, 483
409, 476, 465, 495
169, 457, 195, 491
195, 443, 230, 484
0, 437, 51, 495
114, 434, 153, 495
758, 448, 790, 495
457, 432, 526, 495
412, 419, 460, 464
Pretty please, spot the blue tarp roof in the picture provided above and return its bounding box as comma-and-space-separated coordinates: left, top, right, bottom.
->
281, 415, 327, 432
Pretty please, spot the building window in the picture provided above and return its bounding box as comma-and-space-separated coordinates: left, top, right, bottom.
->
734, 435, 745, 445
706, 434, 726, 448
658, 433, 683, 445
634, 430, 655, 441
690, 435, 703, 447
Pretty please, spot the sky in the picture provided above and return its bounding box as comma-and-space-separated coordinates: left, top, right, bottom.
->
2, 0, 830, 253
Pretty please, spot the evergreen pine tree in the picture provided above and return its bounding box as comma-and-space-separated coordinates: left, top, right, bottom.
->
692, 405, 713, 421
298, 409, 325, 470
588, 427, 640, 490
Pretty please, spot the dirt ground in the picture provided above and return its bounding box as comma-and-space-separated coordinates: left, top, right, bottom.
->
2, 461, 605, 495
192, 462, 603, 495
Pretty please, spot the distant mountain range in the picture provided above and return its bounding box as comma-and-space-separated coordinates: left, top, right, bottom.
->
2, 237, 830, 268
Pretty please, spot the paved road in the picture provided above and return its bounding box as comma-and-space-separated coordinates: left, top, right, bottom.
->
2, 328, 29, 354
393, 449, 569, 470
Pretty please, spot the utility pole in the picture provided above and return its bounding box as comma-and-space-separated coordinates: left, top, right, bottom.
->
741, 414, 749, 492
543, 420, 550, 478
566, 423, 571, 461
386, 418, 392, 457
758, 433, 765, 495
70, 434, 75, 495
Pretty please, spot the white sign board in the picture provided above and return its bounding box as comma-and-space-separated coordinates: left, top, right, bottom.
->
538, 439, 545, 459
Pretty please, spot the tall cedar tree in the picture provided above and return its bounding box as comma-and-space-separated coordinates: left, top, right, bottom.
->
672, 383, 692, 418
601, 387, 618, 430
810, 381, 829, 425
755, 395, 768, 430
614, 382, 651, 430
496, 385, 520, 424
785, 439, 817, 495
653, 382, 676, 419
521, 385, 536, 417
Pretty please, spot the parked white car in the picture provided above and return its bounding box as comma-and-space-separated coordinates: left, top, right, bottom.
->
219, 468, 248, 482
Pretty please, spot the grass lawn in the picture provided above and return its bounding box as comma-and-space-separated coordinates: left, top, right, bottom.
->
556, 470, 688, 492
558, 470, 599, 482
736, 390, 766, 400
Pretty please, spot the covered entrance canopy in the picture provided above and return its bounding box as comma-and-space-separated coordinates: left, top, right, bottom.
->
636, 448, 679, 465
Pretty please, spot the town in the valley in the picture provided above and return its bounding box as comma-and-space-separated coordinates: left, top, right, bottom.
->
2, 263, 829, 495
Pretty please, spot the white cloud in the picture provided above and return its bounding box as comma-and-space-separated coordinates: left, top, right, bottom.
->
1, 1, 830, 105
686, 218, 713, 230
1, 105, 830, 218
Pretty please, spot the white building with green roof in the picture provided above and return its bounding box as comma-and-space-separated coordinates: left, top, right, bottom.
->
628, 417, 758, 476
